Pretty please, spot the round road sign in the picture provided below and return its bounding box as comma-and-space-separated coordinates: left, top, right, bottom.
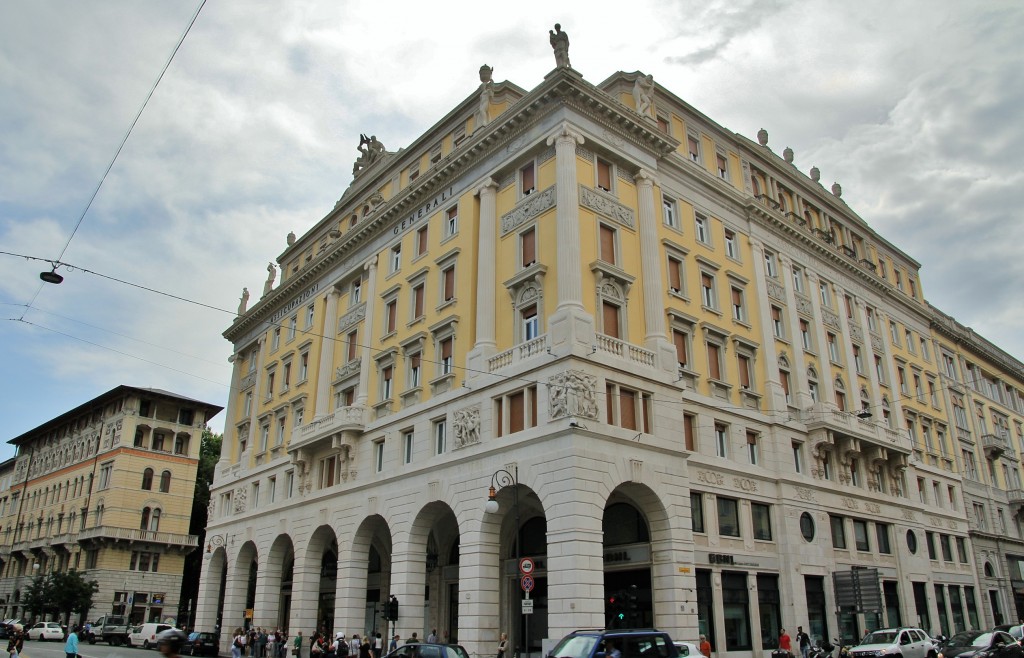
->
521, 575, 535, 592
519, 557, 535, 575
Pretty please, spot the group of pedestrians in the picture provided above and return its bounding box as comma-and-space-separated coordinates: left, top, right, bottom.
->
231, 627, 293, 658
778, 626, 813, 658
304, 630, 387, 658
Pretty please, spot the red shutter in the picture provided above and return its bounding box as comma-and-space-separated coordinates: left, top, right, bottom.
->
739, 355, 751, 388
387, 302, 396, 332
673, 330, 688, 366
600, 225, 616, 263
597, 159, 612, 191
509, 392, 525, 434
444, 268, 455, 301
708, 343, 721, 380
521, 163, 535, 194
441, 338, 453, 360
414, 286, 424, 318
669, 259, 682, 291
522, 228, 536, 266
620, 389, 637, 430
684, 414, 695, 451
603, 302, 619, 338
417, 227, 428, 254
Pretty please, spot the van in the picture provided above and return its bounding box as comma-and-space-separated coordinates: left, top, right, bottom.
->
129, 623, 176, 649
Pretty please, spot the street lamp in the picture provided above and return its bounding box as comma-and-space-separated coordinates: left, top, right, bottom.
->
485, 468, 524, 656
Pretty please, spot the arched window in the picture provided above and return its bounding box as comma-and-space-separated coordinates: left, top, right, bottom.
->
807, 367, 819, 402
149, 508, 161, 532
834, 377, 847, 411
159, 470, 171, 493
141, 468, 154, 491
95, 503, 104, 526
140, 507, 151, 530
174, 434, 189, 455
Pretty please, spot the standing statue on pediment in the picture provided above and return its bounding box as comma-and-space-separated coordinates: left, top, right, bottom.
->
263, 263, 276, 297
632, 74, 655, 118
238, 287, 250, 315
549, 24, 570, 68
474, 66, 494, 134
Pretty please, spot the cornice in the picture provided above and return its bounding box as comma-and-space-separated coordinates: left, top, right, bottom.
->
928, 304, 1024, 385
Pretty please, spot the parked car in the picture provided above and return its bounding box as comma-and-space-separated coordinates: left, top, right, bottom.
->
937, 631, 1024, 658
851, 628, 936, 658
27, 621, 65, 641
188, 631, 221, 657
129, 623, 176, 649
547, 629, 679, 658
674, 642, 703, 657
384, 644, 470, 658
993, 626, 1024, 646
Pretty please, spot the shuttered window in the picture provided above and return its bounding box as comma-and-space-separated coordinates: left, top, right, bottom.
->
603, 302, 620, 338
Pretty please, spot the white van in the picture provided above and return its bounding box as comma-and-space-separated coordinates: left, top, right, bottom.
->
128, 623, 176, 649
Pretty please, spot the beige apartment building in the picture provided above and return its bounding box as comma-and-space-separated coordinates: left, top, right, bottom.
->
0, 386, 221, 624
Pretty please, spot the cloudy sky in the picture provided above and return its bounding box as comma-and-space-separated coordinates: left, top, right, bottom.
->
2, 0, 1022, 461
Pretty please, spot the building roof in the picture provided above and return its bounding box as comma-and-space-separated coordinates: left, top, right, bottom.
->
7, 385, 223, 447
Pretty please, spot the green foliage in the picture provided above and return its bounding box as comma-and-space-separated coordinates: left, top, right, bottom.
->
20, 570, 98, 622
22, 573, 51, 617
191, 428, 223, 526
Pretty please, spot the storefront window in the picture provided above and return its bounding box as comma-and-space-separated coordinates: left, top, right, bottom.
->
964, 586, 980, 629
948, 585, 965, 633
913, 582, 931, 634
718, 497, 740, 537
696, 570, 716, 650
722, 572, 752, 650
805, 576, 829, 645
883, 581, 902, 628
934, 585, 950, 637
757, 574, 781, 650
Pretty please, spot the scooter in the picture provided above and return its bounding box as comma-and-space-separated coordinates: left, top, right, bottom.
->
809, 639, 834, 658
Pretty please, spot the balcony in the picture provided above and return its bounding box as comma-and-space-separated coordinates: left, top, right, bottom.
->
290, 405, 367, 453
487, 335, 548, 373
800, 403, 912, 455
77, 526, 198, 548
981, 432, 1010, 458
1007, 487, 1024, 508
595, 333, 656, 367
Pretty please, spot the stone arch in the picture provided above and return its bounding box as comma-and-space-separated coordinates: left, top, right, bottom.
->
256, 534, 295, 630
297, 524, 339, 635
227, 540, 258, 631
410, 502, 461, 641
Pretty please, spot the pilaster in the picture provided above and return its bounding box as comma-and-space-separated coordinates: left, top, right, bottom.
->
748, 238, 785, 411
806, 270, 837, 406
635, 169, 676, 373
778, 254, 812, 408
315, 287, 342, 418
356, 257, 379, 406
467, 178, 501, 378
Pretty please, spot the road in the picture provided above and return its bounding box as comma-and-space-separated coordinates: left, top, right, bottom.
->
6, 638, 220, 658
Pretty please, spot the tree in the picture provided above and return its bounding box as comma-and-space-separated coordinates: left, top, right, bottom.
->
50, 570, 99, 626
22, 573, 52, 621
180, 427, 223, 627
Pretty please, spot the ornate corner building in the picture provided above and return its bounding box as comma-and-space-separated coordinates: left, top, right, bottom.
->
198, 32, 1024, 658
0, 386, 222, 623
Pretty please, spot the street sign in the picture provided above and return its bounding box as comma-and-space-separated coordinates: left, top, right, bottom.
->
832, 568, 881, 612
522, 599, 534, 615
521, 575, 535, 592
519, 557, 535, 575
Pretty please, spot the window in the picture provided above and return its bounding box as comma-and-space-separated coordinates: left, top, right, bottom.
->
792, 441, 804, 473
800, 320, 812, 351
672, 329, 691, 369
955, 536, 968, 563
731, 287, 745, 322
434, 419, 447, 454
520, 227, 536, 267
737, 353, 753, 390
259, 424, 269, 452
520, 161, 535, 196
940, 534, 954, 562
906, 329, 915, 353
374, 440, 385, 473
415, 226, 428, 257
818, 281, 832, 308
875, 355, 886, 384
707, 341, 723, 381
830, 515, 846, 548
266, 371, 275, 399
389, 244, 402, 273
294, 406, 304, 427
605, 382, 653, 433
402, 430, 414, 464
853, 345, 864, 373
898, 366, 908, 394
159, 470, 171, 493
890, 321, 900, 346
599, 223, 617, 264
496, 385, 539, 436
687, 132, 701, 163
522, 304, 539, 341
827, 333, 840, 363
695, 213, 710, 244
667, 254, 685, 294
282, 362, 291, 389
691, 492, 705, 533
381, 364, 394, 399
385, 299, 397, 334
684, 413, 696, 451
714, 423, 728, 458
601, 300, 622, 338
351, 278, 362, 304
853, 519, 870, 551
771, 306, 784, 339
746, 431, 759, 465
717, 497, 740, 536
724, 229, 738, 259
780, 367, 792, 403
346, 330, 358, 362
445, 205, 458, 236
285, 470, 294, 499
271, 327, 281, 351
408, 351, 422, 387
763, 250, 778, 278
268, 476, 276, 503
716, 151, 729, 180
275, 415, 286, 446
141, 469, 153, 491
663, 196, 679, 229
98, 462, 113, 490
411, 283, 425, 319
751, 503, 772, 540
306, 303, 315, 328
596, 157, 613, 192
700, 272, 716, 308
288, 315, 297, 340
439, 336, 454, 375
441, 264, 456, 303
876, 523, 892, 554
791, 265, 805, 293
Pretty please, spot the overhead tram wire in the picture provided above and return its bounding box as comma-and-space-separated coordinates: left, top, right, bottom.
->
19, 0, 209, 320
4, 248, 1023, 426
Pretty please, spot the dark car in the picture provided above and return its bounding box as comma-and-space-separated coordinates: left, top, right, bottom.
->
384, 644, 470, 658
189, 631, 221, 657
993, 627, 1024, 647
938, 631, 1024, 658
548, 629, 679, 658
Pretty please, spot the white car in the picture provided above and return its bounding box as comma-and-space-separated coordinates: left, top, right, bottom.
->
675, 642, 704, 657
27, 622, 64, 641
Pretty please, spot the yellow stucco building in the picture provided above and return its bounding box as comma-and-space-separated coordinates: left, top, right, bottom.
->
0, 386, 221, 624
199, 30, 1024, 658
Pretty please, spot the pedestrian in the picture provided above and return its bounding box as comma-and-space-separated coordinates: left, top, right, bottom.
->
497, 632, 509, 658
406, 633, 419, 645
258, 628, 269, 658
294, 631, 304, 658
156, 629, 190, 658
374, 633, 383, 658
780, 629, 792, 657
427, 630, 438, 644
233, 628, 246, 658
7, 624, 23, 658
350, 634, 361, 658
268, 629, 278, 658
605, 640, 621, 658
359, 636, 372, 658
65, 625, 80, 658
797, 627, 811, 658
699, 634, 711, 658
390, 635, 399, 652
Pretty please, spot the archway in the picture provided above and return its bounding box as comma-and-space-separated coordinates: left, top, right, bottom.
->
410, 502, 460, 643
349, 515, 392, 639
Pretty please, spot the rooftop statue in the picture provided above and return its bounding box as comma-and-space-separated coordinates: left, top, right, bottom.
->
263, 262, 276, 297
238, 287, 249, 315
352, 133, 386, 177
632, 74, 655, 118
474, 65, 494, 133
549, 23, 570, 68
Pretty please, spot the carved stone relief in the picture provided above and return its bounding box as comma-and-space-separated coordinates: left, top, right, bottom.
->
233, 487, 247, 513
501, 185, 556, 235
548, 370, 598, 420
579, 185, 635, 229
696, 470, 724, 486
452, 405, 482, 449
766, 280, 786, 302
822, 309, 841, 330
795, 487, 816, 502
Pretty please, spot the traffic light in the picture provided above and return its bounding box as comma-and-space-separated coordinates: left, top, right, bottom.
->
388, 595, 399, 621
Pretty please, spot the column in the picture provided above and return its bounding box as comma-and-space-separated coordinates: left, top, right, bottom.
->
253, 558, 283, 629
876, 311, 907, 431
545, 122, 594, 357
196, 552, 226, 635
834, 283, 860, 408
855, 300, 884, 413
778, 255, 811, 408
315, 287, 342, 417
388, 538, 427, 642
806, 270, 836, 407
222, 352, 242, 466
546, 512, 605, 638
334, 553, 369, 640
635, 169, 676, 373
356, 257, 379, 407
748, 238, 784, 411
457, 526, 501, 658
222, 557, 250, 636
288, 560, 322, 645
245, 337, 266, 465
467, 178, 500, 378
